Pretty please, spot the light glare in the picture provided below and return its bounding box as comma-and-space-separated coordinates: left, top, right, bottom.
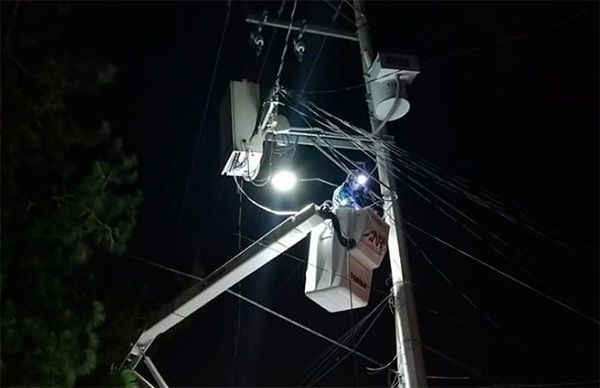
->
272, 170, 297, 192
357, 174, 368, 185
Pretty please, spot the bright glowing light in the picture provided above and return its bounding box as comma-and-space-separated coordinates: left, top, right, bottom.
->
272, 170, 297, 192
357, 174, 368, 186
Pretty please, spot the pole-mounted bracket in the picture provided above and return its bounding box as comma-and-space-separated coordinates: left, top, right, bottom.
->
245, 14, 358, 42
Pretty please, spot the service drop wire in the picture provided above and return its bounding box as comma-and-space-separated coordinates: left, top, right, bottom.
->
273, 0, 298, 89
232, 230, 390, 298
283, 89, 590, 291
282, 88, 589, 257
278, 95, 389, 201
406, 233, 525, 350
284, 91, 518, 234
279, 95, 387, 204
371, 158, 600, 325
126, 254, 388, 368
234, 177, 298, 216
291, 97, 599, 325
300, 294, 393, 387
315, 117, 566, 291
306, 293, 392, 387
347, 140, 575, 294
403, 221, 600, 325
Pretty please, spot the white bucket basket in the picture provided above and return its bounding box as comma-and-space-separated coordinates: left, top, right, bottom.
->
304, 209, 389, 313
336, 207, 390, 270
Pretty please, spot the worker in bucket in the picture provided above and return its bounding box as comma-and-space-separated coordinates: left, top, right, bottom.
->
332, 171, 370, 210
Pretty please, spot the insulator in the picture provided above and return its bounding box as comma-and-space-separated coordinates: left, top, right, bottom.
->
293, 38, 305, 62
249, 28, 265, 56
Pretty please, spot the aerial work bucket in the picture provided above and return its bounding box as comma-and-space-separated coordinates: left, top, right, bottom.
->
305, 208, 390, 313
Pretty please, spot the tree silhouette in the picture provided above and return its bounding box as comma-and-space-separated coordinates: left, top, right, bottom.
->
2, 3, 142, 386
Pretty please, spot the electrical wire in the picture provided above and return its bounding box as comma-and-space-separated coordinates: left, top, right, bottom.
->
297, 70, 404, 95
406, 233, 524, 350
342, 0, 365, 17
283, 88, 594, 270
420, 7, 589, 66
306, 293, 391, 386
346, 248, 360, 386
321, 0, 355, 26
234, 177, 299, 216
300, 294, 392, 386
229, 288, 385, 367
307, 110, 598, 326
229, 180, 243, 386
299, 0, 346, 95
419, 342, 495, 385
427, 375, 471, 380
274, 0, 298, 89
126, 254, 387, 369
300, 177, 338, 188
304, 119, 600, 344
347, 143, 587, 294
231, 231, 390, 297
481, 379, 600, 387
294, 8, 589, 95
404, 220, 600, 325
175, 0, 231, 233
257, 1, 288, 84
366, 354, 397, 374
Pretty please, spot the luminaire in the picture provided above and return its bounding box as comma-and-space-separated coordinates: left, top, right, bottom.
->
271, 170, 297, 192
356, 174, 368, 186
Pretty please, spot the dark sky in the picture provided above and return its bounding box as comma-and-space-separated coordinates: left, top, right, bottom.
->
60, 1, 598, 386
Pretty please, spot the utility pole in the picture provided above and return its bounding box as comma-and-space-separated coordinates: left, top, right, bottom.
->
123, 4, 428, 387
353, 1, 427, 386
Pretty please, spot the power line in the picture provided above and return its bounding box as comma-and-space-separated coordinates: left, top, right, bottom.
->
483, 379, 600, 387
283, 88, 594, 263
342, 0, 365, 17
420, 7, 589, 66
229, 288, 385, 368
406, 233, 524, 350
419, 342, 495, 385
321, 0, 355, 26
307, 295, 390, 386
231, 230, 391, 298
300, 0, 346, 95
294, 7, 589, 95
126, 253, 387, 369
299, 294, 391, 386
404, 221, 600, 325
257, 0, 288, 84
283, 90, 599, 324
229, 180, 244, 386
274, 0, 298, 89
234, 176, 299, 216
175, 0, 231, 233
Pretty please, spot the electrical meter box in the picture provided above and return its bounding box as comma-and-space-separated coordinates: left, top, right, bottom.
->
219, 80, 263, 180
305, 208, 390, 313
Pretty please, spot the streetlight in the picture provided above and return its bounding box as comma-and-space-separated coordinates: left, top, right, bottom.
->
356, 173, 368, 186
271, 170, 297, 192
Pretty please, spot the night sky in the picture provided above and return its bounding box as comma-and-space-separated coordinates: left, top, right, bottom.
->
58, 1, 598, 386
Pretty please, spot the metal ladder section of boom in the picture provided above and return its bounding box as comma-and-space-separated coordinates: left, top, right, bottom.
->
121, 204, 326, 388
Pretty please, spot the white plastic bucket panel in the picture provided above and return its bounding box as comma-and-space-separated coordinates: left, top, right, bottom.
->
305, 220, 373, 312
